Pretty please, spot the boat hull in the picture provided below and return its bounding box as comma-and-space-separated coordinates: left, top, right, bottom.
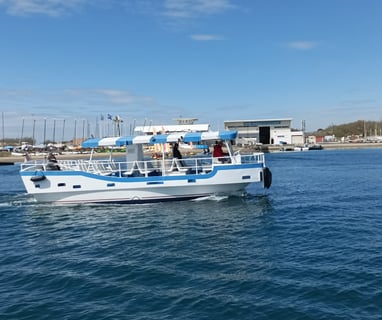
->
20, 165, 264, 204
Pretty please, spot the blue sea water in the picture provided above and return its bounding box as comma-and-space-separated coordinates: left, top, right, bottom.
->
0, 149, 381, 320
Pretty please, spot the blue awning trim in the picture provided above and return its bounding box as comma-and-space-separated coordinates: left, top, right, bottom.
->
219, 130, 237, 140
116, 136, 134, 146
82, 130, 238, 147
194, 144, 209, 149
82, 138, 101, 148
151, 134, 168, 144
183, 132, 202, 142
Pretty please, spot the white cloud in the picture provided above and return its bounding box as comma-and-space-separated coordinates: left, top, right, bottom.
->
92, 89, 155, 105
0, 0, 237, 17
0, 0, 88, 16
190, 34, 223, 41
287, 41, 319, 50
163, 0, 236, 18
0, 87, 162, 138
0, 88, 155, 115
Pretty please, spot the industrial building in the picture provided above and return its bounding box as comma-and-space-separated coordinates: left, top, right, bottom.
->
224, 118, 304, 146
136, 117, 305, 147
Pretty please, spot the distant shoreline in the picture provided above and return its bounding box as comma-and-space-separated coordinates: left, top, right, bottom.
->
0, 152, 116, 164
1, 142, 382, 164
265, 142, 382, 152
233, 142, 382, 154
320, 142, 382, 150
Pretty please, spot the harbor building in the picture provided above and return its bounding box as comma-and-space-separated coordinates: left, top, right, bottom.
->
134, 118, 210, 135
224, 118, 304, 146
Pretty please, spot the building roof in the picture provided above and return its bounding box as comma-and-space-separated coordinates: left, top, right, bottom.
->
134, 124, 210, 133
224, 118, 292, 123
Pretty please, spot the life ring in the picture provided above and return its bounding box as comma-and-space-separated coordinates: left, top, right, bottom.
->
263, 167, 272, 189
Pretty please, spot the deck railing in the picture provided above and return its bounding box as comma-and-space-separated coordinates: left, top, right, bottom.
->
21, 153, 265, 177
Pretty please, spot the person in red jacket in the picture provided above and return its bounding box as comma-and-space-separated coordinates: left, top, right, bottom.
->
213, 141, 228, 162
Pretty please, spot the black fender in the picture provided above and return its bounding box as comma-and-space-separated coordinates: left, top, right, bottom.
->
263, 167, 272, 189
30, 174, 46, 182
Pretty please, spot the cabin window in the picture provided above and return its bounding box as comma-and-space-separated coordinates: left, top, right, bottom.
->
188, 179, 196, 183
35, 184, 40, 188
58, 183, 66, 187
242, 175, 251, 180
107, 183, 115, 187
73, 185, 81, 189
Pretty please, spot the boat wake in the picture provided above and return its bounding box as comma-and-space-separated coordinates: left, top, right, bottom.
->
0, 192, 37, 208
192, 195, 229, 202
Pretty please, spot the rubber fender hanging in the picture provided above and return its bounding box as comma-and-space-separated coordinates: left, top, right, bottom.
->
30, 174, 46, 182
263, 167, 272, 189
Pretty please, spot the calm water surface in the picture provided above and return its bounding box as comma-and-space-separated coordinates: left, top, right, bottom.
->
0, 149, 381, 319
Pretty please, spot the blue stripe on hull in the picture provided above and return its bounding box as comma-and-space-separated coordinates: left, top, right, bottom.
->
56, 194, 209, 205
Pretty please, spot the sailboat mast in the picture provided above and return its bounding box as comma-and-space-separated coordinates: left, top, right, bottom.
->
1, 112, 4, 147
32, 119, 36, 146
62, 119, 66, 144
19, 117, 25, 146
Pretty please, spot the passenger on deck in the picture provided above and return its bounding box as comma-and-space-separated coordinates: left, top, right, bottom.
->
213, 141, 229, 162
24, 152, 32, 162
47, 152, 57, 163
172, 142, 185, 167
47, 152, 60, 170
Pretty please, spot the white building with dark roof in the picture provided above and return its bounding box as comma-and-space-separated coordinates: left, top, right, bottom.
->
224, 118, 304, 145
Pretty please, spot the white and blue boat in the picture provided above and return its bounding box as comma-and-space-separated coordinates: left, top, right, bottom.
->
19, 130, 271, 204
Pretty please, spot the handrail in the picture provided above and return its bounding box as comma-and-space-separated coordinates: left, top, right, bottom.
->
20, 153, 265, 176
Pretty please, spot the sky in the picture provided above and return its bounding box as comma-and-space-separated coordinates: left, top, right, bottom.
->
0, 0, 381, 143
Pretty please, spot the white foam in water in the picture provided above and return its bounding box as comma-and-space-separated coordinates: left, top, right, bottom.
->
192, 195, 228, 202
